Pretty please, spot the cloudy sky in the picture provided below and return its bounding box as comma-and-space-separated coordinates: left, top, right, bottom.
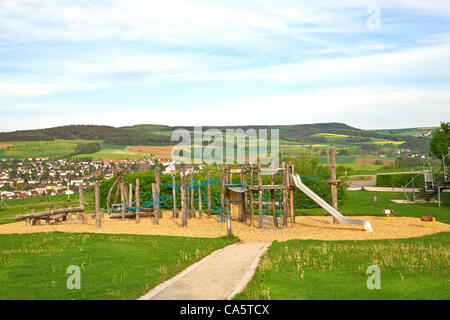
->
0, 0, 449, 131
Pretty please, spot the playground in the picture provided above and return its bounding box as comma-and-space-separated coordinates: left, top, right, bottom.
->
1, 147, 448, 300
3, 147, 449, 241
1, 211, 449, 241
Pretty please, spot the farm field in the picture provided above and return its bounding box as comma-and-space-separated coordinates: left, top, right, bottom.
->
0, 140, 99, 159
0, 144, 12, 150
234, 232, 450, 299
127, 145, 175, 159
75, 142, 150, 159
0, 232, 237, 299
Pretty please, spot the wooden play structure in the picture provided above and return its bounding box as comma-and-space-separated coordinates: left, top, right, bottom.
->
15, 182, 100, 227
15, 147, 374, 232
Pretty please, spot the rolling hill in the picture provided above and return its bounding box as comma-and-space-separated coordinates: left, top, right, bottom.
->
0, 123, 432, 160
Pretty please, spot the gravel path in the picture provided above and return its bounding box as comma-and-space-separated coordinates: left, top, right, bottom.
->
138, 241, 271, 300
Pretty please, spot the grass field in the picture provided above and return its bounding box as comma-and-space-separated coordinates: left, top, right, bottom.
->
0, 189, 448, 300
296, 190, 450, 224
0, 232, 238, 299
234, 232, 449, 299
0, 140, 103, 159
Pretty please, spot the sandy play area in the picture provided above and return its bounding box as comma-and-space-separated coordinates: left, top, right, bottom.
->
1, 211, 449, 241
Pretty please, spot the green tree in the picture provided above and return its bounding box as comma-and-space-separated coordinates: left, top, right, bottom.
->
430, 122, 449, 162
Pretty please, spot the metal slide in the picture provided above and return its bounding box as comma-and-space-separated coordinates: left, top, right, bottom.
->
292, 173, 373, 232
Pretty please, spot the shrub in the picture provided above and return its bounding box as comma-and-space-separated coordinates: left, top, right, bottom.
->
376, 173, 424, 188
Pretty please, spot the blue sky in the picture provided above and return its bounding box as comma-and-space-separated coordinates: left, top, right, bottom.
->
0, 0, 449, 131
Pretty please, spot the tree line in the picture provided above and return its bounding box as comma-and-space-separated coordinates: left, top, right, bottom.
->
0, 125, 172, 146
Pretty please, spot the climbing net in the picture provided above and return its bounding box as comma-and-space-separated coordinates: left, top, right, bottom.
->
111, 169, 331, 231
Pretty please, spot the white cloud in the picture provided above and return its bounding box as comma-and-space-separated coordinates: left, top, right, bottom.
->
1, 85, 448, 131
0, 1, 449, 131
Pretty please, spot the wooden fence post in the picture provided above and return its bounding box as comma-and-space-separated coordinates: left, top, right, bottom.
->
136, 179, 140, 224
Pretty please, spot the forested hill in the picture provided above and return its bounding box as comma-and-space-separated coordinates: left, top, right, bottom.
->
0, 125, 171, 146
129, 122, 430, 151
0, 122, 430, 151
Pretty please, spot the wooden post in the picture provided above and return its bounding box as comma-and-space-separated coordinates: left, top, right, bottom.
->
155, 167, 161, 219
45, 207, 50, 224
190, 173, 195, 218
94, 186, 102, 228
258, 163, 263, 228
172, 175, 178, 218
27, 209, 34, 226
136, 179, 140, 224
79, 183, 84, 211
95, 181, 100, 215
271, 172, 277, 227
241, 168, 248, 222
184, 167, 190, 217
180, 172, 187, 227
54, 205, 60, 221
120, 180, 126, 222
330, 147, 339, 224
282, 162, 288, 227
152, 183, 159, 224
198, 181, 202, 219
129, 183, 133, 205
68, 206, 72, 223
221, 165, 225, 222
35, 208, 41, 226
96, 213, 101, 229
225, 165, 230, 216
249, 166, 254, 227
289, 162, 295, 226
207, 173, 212, 217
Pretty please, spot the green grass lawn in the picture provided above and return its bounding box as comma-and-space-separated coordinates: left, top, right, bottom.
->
296, 190, 450, 224
0, 192, 95, 225
0, 232, 238, 300
235, 232, 450, 300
